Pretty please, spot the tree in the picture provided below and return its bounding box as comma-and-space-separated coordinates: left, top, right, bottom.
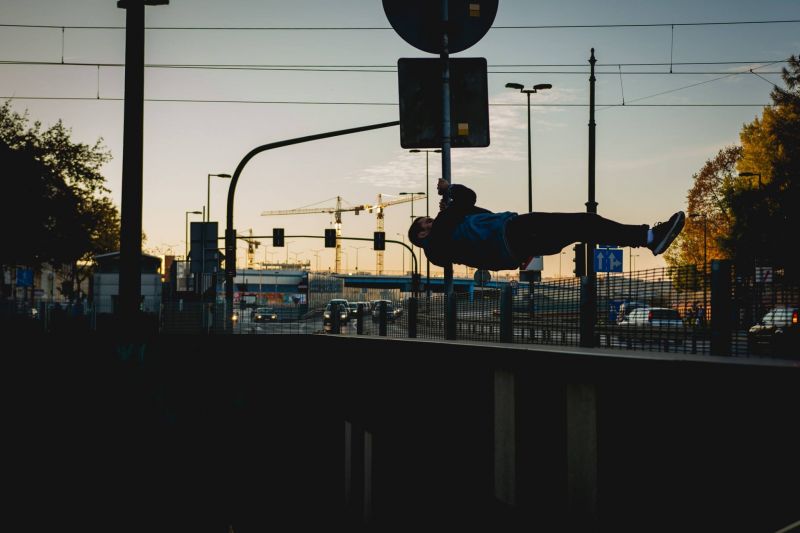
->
0, 101, 120, 298
726, 54, 800, 273
666, 54, 800, 276
664, 146, 741, 270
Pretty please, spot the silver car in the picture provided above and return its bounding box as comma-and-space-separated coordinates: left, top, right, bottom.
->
618, 306, 685, 345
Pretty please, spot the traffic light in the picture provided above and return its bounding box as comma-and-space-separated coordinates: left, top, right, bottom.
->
324, 228, 336, 248
374, 231, 386, 250
272, 228, 284, 247
573, 243, 586, 277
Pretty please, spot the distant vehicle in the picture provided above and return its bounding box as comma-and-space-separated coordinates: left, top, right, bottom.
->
747, 306, 799, 356
328, 299, 351, 322
617, 306, 685, 345
323, 302, 349, 332
252, 307, 278, 323
371, 300, 401, 322
616, 301, 648, 324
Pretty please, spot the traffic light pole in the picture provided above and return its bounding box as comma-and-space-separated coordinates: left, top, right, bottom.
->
223, 121, 399, 332
580, 48, 598, 348
440, 1, 457, 340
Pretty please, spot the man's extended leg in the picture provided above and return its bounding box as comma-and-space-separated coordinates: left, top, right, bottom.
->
505, 212, 648, 257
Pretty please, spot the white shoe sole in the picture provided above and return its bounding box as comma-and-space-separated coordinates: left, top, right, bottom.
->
651, 212, 685, 255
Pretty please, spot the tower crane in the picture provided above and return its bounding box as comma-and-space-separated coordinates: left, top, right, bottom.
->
261, 193, 425, 274
241, 229, 260, 269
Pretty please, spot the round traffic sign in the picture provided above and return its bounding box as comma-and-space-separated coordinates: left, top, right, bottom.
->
474, 268, 491, 285
383, 0, 499, 54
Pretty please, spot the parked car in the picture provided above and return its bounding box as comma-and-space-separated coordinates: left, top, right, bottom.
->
616, 301, 648, 324
747, 306, 799, 356
371, 300, 401, 322
323, 302, 349, 332
252, 307, 278, 323
617, 306, 685, 345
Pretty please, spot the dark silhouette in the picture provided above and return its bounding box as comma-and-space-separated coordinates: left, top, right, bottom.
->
409, 179, 685, 271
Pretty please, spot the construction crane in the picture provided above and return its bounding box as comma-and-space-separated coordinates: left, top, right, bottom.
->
261, 193, 425, 274
241, 229, 260, 269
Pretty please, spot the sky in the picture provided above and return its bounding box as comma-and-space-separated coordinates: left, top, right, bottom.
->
1, 0, 798, 279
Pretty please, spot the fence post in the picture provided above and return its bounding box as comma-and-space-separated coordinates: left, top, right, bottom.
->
579, 276, 596, 347
710, 259, 732, 356
407, 297, 417, 338
356, 303, 364, 335
446, 293, 457, 340
500, 284, 513, 342
378, 300, 387, 336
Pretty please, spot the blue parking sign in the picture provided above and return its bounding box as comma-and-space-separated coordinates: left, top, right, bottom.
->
16, 267, 33, 287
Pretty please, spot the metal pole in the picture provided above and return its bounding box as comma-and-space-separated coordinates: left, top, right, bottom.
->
223, 121, 399, 331
703, 216, 708, 312
581, 48, 598, 348
441, 0, 455, 339
207, 174, 211, 222
118, 0, 146, 323
425, 152, 431, 297
527, 91, 532, 213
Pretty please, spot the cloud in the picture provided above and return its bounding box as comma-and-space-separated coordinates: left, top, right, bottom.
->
351, 89, 575, 188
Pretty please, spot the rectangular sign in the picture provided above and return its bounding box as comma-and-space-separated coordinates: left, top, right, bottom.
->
397, 57, 489, 148
594, 248, 623, 273
16, 267, 33, 287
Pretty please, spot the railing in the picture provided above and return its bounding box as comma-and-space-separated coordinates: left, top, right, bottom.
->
5, 261, 798, 359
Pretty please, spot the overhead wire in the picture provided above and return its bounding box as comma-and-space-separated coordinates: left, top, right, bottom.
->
1, 19, 799, 30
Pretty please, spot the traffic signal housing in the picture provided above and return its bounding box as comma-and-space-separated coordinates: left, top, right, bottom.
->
573, 243, 587, 277
324, 228, 337, 248
272, 228, 284, 247
374, 231, 386, 251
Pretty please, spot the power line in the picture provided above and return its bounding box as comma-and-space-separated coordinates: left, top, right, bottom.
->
1, 19, 799, 31
0, 95, 770, 107
0, 59, 785, 75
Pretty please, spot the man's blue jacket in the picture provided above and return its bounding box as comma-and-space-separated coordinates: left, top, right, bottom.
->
421, 184, 520, 271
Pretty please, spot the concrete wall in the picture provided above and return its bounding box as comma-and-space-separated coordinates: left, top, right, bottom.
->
8, 333, 799, 532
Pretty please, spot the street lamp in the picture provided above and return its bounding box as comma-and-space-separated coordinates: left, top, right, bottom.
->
400, 191, 425, 271
185, 210, 202, 260
630, 252, 639, 273
311, 248, 324, 271
350, 246, 366, 271
505, 82, 552, 213
284, 240, 295, 264
409, 149, 441, 295
206, 173, 232, 222
689, 212, 708, 309
396, 233, 406, 274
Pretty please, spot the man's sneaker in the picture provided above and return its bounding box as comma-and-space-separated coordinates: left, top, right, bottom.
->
648, 211, 685, 255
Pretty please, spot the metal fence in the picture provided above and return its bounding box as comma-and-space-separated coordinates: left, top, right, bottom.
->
4, 261, 797, 359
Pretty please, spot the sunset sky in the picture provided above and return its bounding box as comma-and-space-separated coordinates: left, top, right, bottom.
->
1, 0, 798, 277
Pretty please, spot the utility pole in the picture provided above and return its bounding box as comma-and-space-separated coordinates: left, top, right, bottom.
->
117, 0, 168, 328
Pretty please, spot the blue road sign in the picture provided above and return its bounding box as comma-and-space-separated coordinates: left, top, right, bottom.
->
16, 267, 33, 287
594, 248, 623, 273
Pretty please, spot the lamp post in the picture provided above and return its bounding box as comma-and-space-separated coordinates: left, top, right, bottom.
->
400, 191, 424, 270
206, 173, 232, 222
630, 252, 639, 273
350, 246, 366, 271
559, 251, 566, 277
409, 149, 441, 296
311, 248, 323, 271
505, 82, 552, 213
185, 210, 202, 260
689, 213, 708, 309
284, 240, 295, 264
396, 233, 406, 274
